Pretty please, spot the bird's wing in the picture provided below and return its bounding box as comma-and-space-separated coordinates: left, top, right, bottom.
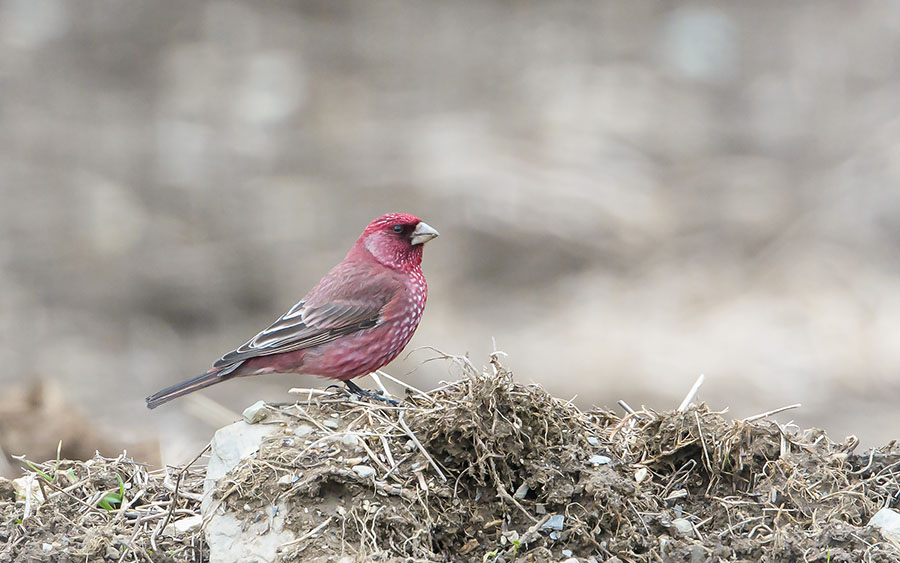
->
213, 300, 383, 368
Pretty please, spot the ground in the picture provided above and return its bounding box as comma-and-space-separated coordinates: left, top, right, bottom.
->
2, 355, 899, 562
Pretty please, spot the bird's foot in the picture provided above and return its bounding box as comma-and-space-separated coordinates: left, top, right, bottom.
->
344, 380, 400, 405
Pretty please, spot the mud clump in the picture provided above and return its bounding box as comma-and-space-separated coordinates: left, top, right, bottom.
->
3, 355, 900, 561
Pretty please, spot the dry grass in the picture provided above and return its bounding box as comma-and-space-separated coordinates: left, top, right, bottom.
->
3, 354, 900, 561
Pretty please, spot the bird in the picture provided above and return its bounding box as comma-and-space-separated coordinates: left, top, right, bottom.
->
145, 213, 439, 409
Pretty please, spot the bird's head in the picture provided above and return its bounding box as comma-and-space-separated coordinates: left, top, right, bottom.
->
356, 213, 439, 271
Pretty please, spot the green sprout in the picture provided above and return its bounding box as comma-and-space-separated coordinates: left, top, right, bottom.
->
97, 474, 126, 511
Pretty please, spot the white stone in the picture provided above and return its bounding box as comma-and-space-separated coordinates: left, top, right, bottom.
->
242, 400, 269, 424
204, 501, 295, 563
869, 508, 900, 543
514, 483, 530, 499
12, 474, 45, 504
634, 467, 649, 483
672, 518, 694, 537
164, 515, 203, 536
589, 455, 611, 466
339, 433, 360, 448
292, 424, 314, 437
322, 419, 339, 430
202, 420, 280, 513
352, 465, 377, 479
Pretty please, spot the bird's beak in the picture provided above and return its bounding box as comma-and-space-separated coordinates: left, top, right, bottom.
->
410, 221, 439, 245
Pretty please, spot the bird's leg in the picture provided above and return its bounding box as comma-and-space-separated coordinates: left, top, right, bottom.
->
344, 380, 400, 405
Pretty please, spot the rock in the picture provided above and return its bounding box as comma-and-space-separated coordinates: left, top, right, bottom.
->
164, 515, 203, 536
869, 507, 900, 543
634, 467, 649, 483
339, 433, 360, 448
105, 546, 119, 559
277, 474, 295, 488
322, 418, 339, 430
514, 483, 530, 499
587, 436, 600, 446
12, 474, 44, 504
542, 514, 565, 531
672, 518, 694, 537
241, 400, 269, 424
41, 543, 52, 552
561, 549, 573, 557
535, 503, 547, 514
292, 424, 314, 437
202, 420, 281, 513
352, 465, 376, 479
204, 500, 295, 563
589, 454, 611, 466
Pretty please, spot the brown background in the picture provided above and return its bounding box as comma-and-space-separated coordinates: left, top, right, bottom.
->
2, 1, 900, 466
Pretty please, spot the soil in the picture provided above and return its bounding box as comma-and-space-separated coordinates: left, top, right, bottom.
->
2, 355, 899, 562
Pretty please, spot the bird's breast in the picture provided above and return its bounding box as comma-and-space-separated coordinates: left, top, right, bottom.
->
302, 279, 427, 380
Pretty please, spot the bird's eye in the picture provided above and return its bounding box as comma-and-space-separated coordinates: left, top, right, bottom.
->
392, 225, 404, 233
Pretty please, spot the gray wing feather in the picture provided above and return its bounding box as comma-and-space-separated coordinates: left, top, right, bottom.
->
213, 300, 381, 368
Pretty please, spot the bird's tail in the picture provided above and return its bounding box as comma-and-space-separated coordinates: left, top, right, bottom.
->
145, 364, 241, 409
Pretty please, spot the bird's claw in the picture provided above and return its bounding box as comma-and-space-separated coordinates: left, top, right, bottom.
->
344, 381, 400, 405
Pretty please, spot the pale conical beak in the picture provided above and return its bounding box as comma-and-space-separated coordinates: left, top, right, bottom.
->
410, 221, 439, 245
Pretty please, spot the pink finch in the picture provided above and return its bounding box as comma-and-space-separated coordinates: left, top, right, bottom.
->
146, 213, 438, 409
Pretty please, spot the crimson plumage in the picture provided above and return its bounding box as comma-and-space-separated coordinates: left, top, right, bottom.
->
145, 213, 438, 409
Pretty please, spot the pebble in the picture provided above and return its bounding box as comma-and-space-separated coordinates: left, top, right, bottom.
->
41, 543, 52, 552
277, 474, 294, 488
105, 547, 119, 559
535, 503, 547, 515
561, 549, 573, 557
352, 465, 377, 479
403, 439, 416, 452
589, 454, 611, 466
322, 419, 339, 430
340, 433, 360, 448
514, 483, 530, 499
542, 514, 565, 531
587, 436, 600, 446
241, 400, 269, 424
634, 467, 649, 483
166, 515, 203, 535
672, 518, 694, 537
869, 507, 900, 543
292, 424, 314, 437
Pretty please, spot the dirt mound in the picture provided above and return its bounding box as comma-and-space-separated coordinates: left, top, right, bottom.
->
0, 452, 206, 562
3, 355, 900, 561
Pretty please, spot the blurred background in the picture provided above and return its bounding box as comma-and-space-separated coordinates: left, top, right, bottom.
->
2, 0, 900, 471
